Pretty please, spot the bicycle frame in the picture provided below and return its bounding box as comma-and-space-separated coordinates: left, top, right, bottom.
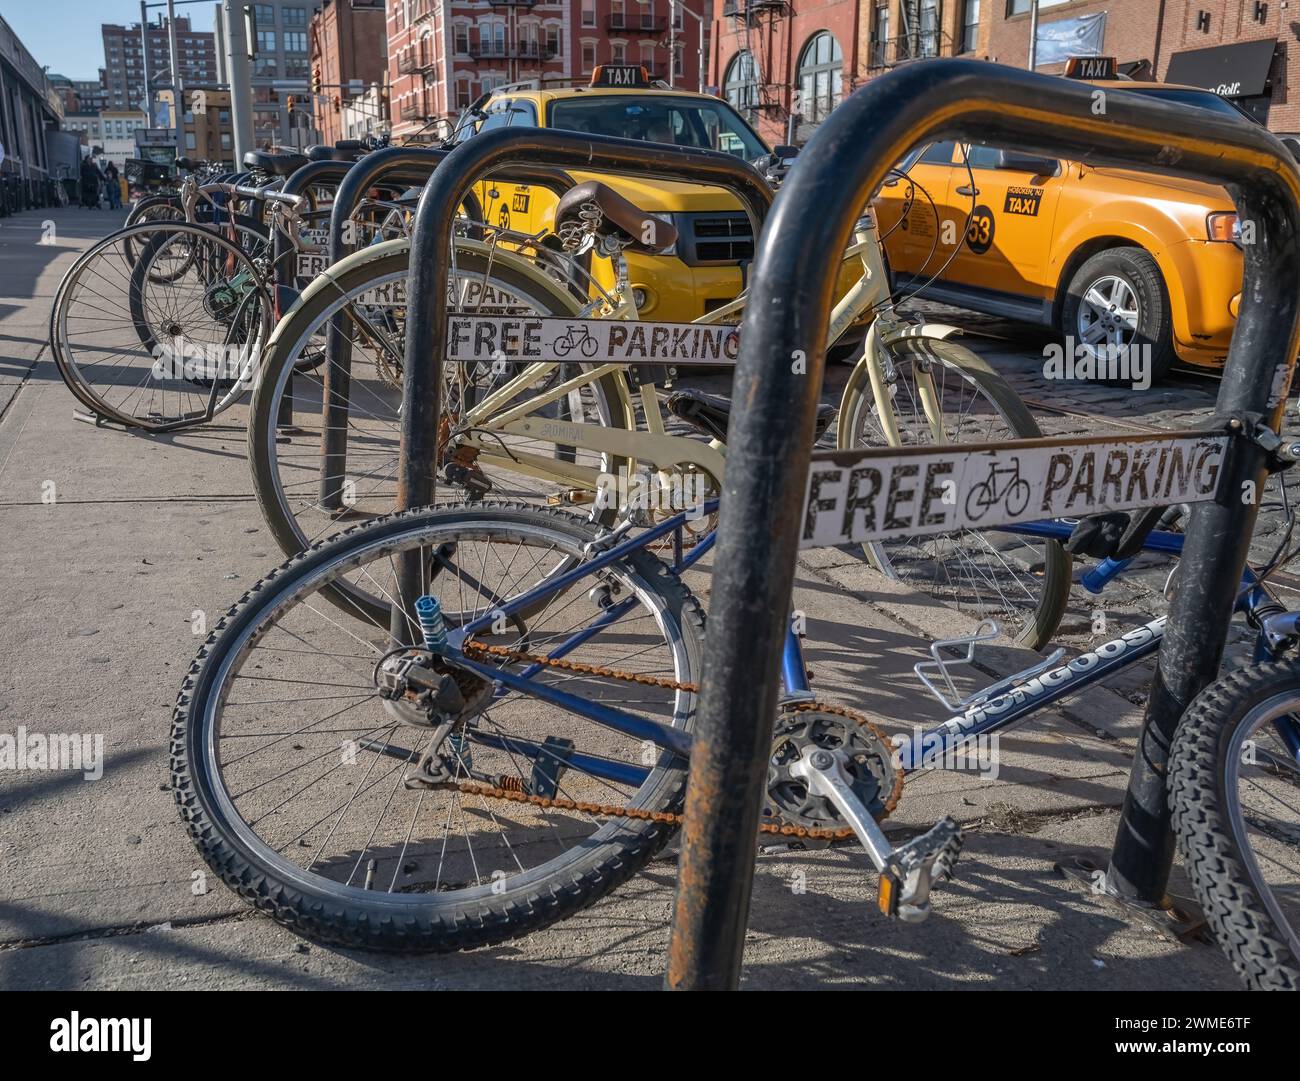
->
429, 502, 1300, 791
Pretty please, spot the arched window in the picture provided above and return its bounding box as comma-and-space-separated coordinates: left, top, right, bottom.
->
724, 51, 758, 115
796, 31, 843, 125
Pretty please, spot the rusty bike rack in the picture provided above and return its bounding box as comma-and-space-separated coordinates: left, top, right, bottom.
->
314, 145, 580, 511
394, 127, 773, 637
663, 58, 1300, 990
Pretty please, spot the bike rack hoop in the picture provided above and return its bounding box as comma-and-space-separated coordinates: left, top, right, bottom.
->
666, 57, 1300, 991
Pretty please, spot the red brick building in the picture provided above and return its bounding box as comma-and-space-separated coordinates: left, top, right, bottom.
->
387, 0, 710, 141
985, 1, 1293, 132
310, 0, 389, 145
714, 0, 980, 146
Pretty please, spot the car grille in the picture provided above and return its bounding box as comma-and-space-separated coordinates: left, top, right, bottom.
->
677, 212, 754, 266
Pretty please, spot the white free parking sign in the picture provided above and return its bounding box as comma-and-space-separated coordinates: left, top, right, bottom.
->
446, 315, 740, 365
800, 430, 1229, 548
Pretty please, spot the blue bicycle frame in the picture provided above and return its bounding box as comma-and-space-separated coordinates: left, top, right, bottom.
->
435, 508, 1300, 789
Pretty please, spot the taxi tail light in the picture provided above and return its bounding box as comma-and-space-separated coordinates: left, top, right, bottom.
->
1207, 212, 1241, 243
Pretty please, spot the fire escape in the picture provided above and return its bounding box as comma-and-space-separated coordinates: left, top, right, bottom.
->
723, 0, 792, 124
867, 0, 956, 73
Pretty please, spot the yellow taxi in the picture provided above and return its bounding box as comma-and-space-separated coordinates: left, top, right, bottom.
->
876, 57, 1249, 380
461, 66, 770, 323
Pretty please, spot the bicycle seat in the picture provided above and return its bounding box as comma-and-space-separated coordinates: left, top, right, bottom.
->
242, 150, 310, 176
667, 388, 834, 444
305, 144, 365, 163
553, 180, 678, 254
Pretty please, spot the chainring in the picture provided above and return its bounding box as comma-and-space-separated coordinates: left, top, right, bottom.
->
765, 709, 898, 830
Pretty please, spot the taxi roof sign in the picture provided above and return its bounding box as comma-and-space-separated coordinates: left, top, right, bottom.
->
1065, 56, 1119, 80
591, 65, 651, 88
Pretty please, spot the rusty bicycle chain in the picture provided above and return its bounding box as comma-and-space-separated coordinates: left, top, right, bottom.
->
447, 640, 904, 841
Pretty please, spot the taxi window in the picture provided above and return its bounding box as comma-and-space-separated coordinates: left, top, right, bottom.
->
965, 145, 1002, 170
918, 141, 957, 165
477, 100, 538, 133
546, 95, 767, 158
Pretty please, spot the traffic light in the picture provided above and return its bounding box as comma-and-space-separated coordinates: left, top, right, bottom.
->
311, 67, 322, 95
333, 95, 341, 113
286, 95, 297, 110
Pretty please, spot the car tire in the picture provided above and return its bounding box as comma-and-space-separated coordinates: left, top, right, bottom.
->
1060, 246, 1176, 385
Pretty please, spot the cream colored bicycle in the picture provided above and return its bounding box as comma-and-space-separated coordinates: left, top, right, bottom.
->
247, 181, 1070, 647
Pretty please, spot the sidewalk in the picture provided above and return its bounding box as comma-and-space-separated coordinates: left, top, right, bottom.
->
0, 208, 1240, 989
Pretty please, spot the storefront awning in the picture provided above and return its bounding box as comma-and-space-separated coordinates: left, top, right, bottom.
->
1165, 38, 1277, 98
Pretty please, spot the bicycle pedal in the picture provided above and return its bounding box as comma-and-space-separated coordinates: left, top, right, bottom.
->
877, 816, 964, 923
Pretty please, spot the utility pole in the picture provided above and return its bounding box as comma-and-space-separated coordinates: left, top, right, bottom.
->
166, 0, 184, 154
139, 1, 152, 123
1028, 0, 1039, 70
223, 0, 255, 160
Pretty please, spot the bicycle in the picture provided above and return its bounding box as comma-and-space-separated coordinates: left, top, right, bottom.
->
248, 179, 1070, 648
167, 449, 1298, 969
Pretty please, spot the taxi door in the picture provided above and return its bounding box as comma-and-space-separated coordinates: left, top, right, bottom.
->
469, 98, 545, 235
876, 140, 960, 278
936, 144, 1064, 301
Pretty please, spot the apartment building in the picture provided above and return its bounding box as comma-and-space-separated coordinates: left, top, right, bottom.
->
386, 0, 709, 141
102, 17, 218, 114
158, 86, 237, 166
309, 0, 388, 144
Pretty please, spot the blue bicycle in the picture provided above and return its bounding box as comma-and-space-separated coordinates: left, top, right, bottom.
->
171, 493, 1300, 985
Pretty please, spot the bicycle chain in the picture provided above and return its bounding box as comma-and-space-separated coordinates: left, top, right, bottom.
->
451, 640, 904, 840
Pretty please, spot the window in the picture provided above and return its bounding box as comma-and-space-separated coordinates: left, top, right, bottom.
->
1006, 0, 1069, 13
220, 132, 232, 149
253, 4, 274, 30
185, 132, 196, 149
723, 50, 758, 114
257, 30, 277, 54
961, 0, 980, 53
673, 43, 684, 78
582, 0, 596, 28
872, 2, 890, 66
454, 24, 470, 54
282, 6, 307, 27
456, 81, 473, 110
796, 31, 843, 125
919, 0, 940, 57
546, 26, 562, 57
581, 41, 597, 71
284, 31, 307, 54
547, 95, 766, 158
612, 42, 626, 64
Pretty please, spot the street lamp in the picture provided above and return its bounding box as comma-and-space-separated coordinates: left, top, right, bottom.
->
635, 0, 707, 93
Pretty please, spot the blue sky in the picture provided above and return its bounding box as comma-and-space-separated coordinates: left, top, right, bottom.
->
5, 1, 216, 81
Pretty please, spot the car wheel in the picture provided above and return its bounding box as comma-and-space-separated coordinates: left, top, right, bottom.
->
1060, 246, 1176, 385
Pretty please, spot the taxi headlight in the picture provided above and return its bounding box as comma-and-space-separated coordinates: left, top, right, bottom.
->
1207, 212, 1241, 244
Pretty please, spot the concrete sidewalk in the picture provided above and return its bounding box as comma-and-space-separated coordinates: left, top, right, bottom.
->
0, 207, 1240, 989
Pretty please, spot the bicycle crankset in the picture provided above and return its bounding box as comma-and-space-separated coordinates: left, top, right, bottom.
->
765, 709, 896, 832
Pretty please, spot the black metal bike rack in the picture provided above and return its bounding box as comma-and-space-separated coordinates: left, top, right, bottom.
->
314, 145, 579, 510
395, 128, 773, 635
664, 58, 1300, 990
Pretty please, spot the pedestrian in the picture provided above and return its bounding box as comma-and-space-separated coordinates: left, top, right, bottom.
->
79, 156, 102, 209
103, 161, 121, 210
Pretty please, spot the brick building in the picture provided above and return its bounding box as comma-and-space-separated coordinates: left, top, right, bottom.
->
159, 87, 237, 166
985, 1, 1294, 132
102, 17, 218, 114
310, 0, 388, 145
714, 0, 981, 146
387, 0, 709, 141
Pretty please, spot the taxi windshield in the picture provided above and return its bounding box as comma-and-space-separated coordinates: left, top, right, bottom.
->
546, 95, 768, 158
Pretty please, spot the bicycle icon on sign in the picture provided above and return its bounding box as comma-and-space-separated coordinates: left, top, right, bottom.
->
553, 324, 600, 358
964, 456, 1031, 522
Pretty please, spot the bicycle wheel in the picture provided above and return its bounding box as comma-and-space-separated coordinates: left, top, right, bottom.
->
1169, 660, 1300, 990
171, 501, 703, 952
50, 221, 271, 431
248, 239, 634, 623
837, 336, 1072, 650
